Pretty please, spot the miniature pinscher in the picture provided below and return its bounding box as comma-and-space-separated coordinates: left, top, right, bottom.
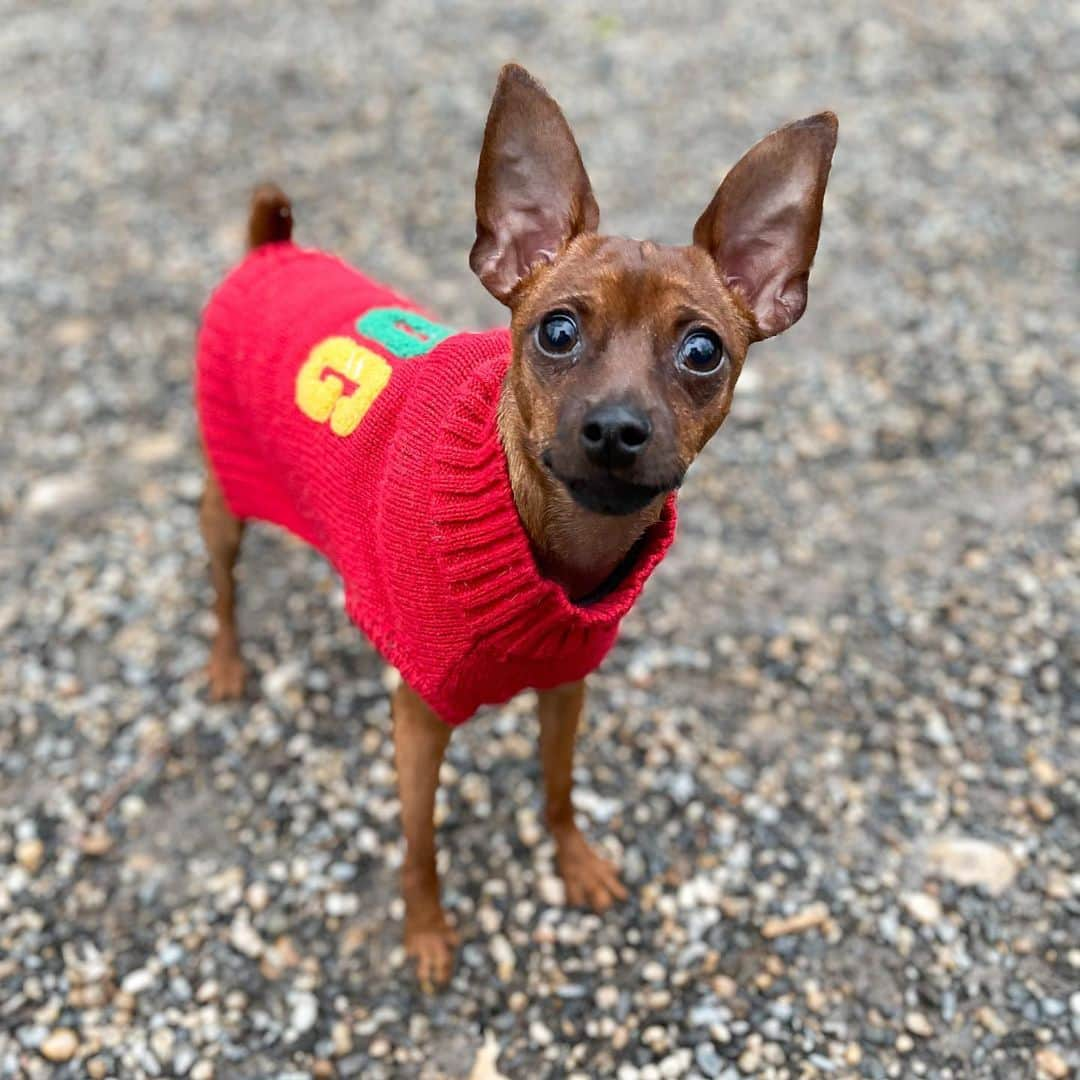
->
196, 64, 837, 987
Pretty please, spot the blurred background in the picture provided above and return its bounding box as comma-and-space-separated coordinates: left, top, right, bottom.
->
1, 2, 1076, 1078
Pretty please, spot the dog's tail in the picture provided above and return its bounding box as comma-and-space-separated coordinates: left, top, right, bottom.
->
247, 182, 293, 249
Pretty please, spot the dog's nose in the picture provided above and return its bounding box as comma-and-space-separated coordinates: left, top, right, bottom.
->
580, 403, 652, 468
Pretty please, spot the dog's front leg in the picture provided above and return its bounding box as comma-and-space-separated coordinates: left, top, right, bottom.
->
391, 680, 458, 988
538, 679, 628, 911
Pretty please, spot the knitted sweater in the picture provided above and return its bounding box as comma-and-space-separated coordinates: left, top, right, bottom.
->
195, 242, 677, 724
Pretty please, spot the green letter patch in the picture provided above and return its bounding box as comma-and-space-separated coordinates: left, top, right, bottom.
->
357, 307, 452, 359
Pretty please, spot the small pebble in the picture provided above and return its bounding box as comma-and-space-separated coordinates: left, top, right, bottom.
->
80, 828, 113, 857
1029, 794, 1055, 822
738, 1046, 761, 1073
40, 1029, 79, 1063
642, 960, 666, 983
901, 891, 942, 925
595, 945, 618, 967
287, 990, 318, 1037
976, 1006, 1008, 1037
1035, 1048, 1069, 1079
332, 1020, 353, 1057
529, 1021, 553, 1047
761, 902, 829, 938
905, 1011, 933, 1038
927, 837, 1018, 895
121, 968, 155, 995
15, 838, 44, 874
695, 1042, 722, 1078
245, 881, 271, 912
229, 915, 265, 958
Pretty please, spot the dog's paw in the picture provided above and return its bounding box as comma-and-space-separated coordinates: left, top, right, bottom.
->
207, 647, 246, 701
555, 827, 629, 912
405, 916, 459, 990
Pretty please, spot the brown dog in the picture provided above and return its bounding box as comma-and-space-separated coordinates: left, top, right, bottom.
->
199, 64, 836, 987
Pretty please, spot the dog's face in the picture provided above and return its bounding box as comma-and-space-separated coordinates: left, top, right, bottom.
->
472, 65, 837, 517
505, 235, 753, 515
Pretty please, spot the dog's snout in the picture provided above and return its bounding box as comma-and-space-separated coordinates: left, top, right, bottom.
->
580, 403, 652, 468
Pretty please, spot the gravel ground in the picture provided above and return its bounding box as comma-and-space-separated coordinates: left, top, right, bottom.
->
1, 2, 1077, 1078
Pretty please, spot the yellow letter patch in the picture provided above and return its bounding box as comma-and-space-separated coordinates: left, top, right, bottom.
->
295, 336, 392, 437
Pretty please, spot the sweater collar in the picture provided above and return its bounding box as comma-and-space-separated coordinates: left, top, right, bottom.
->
429, 332, 677, 661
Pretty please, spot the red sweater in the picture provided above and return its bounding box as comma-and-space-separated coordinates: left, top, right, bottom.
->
195, 242, 677, 724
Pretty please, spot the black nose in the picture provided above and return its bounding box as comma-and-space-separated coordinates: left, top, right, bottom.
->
580, 403, 652, 468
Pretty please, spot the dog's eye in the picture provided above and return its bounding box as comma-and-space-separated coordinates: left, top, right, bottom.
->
677, 330, 725, 376
536, 312, 580, 356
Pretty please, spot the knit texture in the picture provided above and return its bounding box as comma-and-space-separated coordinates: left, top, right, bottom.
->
195, 242, 678, 724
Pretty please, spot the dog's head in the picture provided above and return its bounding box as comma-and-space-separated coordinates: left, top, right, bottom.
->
471, 64, 837, 517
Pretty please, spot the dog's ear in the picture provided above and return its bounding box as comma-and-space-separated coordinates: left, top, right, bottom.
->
693, 113, 837, 340
470, 64, 599, 304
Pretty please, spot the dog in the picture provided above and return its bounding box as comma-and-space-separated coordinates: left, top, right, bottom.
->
195, 63, 837, 987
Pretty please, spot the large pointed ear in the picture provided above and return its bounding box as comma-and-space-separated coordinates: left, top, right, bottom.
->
693, 113, 838, 340
470, 64, 599, 304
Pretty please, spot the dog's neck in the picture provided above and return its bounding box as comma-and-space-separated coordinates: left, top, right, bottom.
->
497, 384, 664, 601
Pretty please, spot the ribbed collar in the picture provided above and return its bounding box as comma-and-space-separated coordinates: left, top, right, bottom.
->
429, 335, 678, 661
